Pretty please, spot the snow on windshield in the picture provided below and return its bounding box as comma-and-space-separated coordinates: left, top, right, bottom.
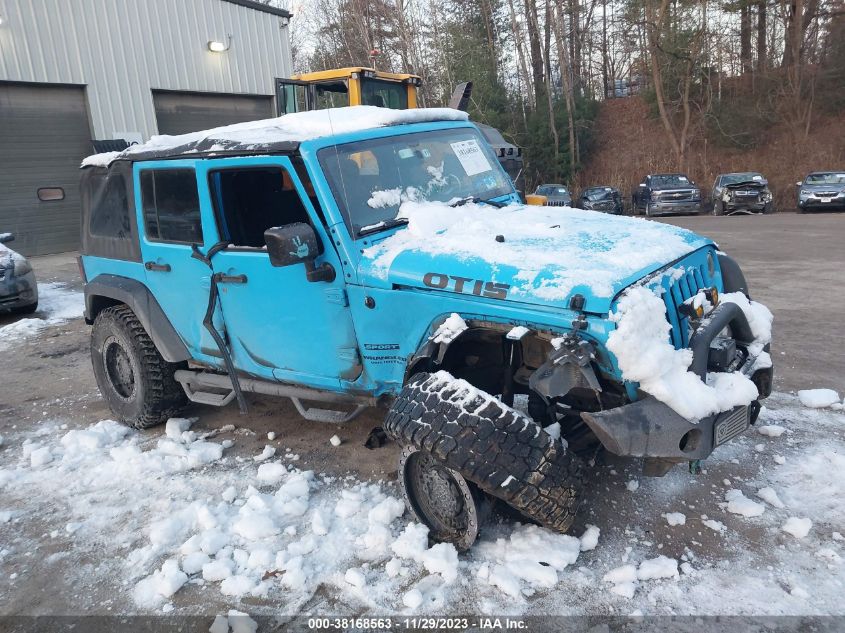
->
361, 201, 702, 301
319, 128, 513, 236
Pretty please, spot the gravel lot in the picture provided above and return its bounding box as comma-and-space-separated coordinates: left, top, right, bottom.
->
0, 212, 843, 622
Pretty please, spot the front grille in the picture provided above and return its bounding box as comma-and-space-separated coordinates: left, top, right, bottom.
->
714, 406, 749, 446
657, 190, 694, 202
732, 190, 761, 199
658, 264, 713, 348
814, 191, 839, 197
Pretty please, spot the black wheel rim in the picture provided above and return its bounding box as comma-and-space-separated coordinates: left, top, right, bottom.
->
103, 335, 136, 400
401, 449, 480, 549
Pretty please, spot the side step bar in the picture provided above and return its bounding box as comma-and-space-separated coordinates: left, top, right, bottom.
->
174, 369, 376, 424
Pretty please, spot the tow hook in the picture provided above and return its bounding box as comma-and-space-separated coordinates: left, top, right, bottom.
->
689, 459, 702, 475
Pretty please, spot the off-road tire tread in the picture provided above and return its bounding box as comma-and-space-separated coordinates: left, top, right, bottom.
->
92, 305, 186, 429
385, 373, 583, 533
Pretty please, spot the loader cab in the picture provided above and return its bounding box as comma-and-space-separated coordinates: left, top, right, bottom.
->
276, 67, 421, 115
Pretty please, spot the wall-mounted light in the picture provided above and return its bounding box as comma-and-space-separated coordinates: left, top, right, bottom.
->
207, 35, 232, 53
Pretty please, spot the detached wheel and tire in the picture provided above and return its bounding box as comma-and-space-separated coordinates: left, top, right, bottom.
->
384, 373, 583, 550
91, 305, 187, 429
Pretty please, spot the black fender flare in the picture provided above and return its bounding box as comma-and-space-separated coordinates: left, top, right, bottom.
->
84, 274, 191, 362
717, 253, 750, 298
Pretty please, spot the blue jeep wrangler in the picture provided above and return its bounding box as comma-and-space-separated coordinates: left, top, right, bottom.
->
79, 107, 773, 549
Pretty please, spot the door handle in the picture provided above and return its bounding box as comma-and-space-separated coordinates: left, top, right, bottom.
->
214, 273, 248, 284
144, 261, 171, 272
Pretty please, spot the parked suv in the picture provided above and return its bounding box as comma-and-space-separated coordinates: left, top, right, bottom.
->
80, 107, 773, 550
632, 173, 703, 216
712, 172, 773, 215
533, 184, 572, 206
797, 171, 845, 212
0, 233, 38, 314
576, 186, 623, 214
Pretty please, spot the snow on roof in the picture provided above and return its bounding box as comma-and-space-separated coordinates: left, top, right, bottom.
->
81, 106, 469, 168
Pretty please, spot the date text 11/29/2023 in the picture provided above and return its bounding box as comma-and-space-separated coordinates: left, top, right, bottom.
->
307, 617, 528, 630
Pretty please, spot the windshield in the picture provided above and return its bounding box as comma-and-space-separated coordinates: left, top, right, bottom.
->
805, 172, 845, 185
585, 187, 615, 201
651, 175, 691, 188
722, 172, 764, 185
318, 128, 513, 237
538, 185, 568, 195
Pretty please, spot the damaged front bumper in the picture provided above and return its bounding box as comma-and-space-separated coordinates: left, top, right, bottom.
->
581, 301, 773, 473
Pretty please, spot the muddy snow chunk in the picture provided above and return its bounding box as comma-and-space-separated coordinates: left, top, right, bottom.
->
165, 417, 194, 440
757, 424, 786, 437
391, 523, 429, 560
580, 525, 600, 551
29, 446, 53, 467
202, 558, 234, 582
725, 489, 766, 517
626, 480, 639, 492
267, 431, 276, 441
220, 574, 255, 597
543, 422, 561, 440
637, 555, 679, 580
663, 512, 687, 526
798, 389, 840, 409
256, 462, 287, 484
403, 587, 424, 609
133, 559, 188, 608
344, 567, 366, 588
782, 517, 812, 539
329, 435, 342, 447
703, 519, 727, 533
756, 487, 785, 508
604, 564, 637, 584
368, 496, 405, 525
420, 542, 459, 583
603, 564, 638, 598
312, 508, 331, 536
222, 486, 237, 503
253, 445, 275, 462
182, 552, 210, 575
432, 313, 467, 344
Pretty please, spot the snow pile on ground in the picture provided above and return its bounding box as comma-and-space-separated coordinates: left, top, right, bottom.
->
607, 285, 769, 420
83, 107, 468, 167
0, 282, 83, 350
3, 390, 845, 618
797, 389, 841, 409
361, 201, 706, 305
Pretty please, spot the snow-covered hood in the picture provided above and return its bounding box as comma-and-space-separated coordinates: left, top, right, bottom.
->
359, 202, 713, 314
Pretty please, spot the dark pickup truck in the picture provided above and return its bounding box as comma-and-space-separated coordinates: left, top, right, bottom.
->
632, 173, 703, 216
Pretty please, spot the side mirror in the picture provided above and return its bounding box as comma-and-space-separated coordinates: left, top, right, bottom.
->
264, 223, 335, 283
796, 181, 802, 187
0, 232, 14, 244
639, 183, 646, 188
265, 223, 318, 267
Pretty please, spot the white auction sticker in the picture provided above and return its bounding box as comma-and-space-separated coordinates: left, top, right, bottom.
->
450, 139, 492, 176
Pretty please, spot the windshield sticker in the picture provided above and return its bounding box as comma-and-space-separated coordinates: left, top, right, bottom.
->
752, 175, 763, 180
450, 139, 492, 176
678, 176, 688, 182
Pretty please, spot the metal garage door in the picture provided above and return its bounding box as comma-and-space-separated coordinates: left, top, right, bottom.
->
153, 90, 274, 135
0, 82, 93, 256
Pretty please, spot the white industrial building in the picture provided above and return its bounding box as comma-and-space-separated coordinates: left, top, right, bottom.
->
0, 0, 293, 254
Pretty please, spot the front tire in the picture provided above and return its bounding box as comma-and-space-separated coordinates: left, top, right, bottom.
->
91, 305, 187, 429
384, 373, 583, 545
712, 200, 725, 216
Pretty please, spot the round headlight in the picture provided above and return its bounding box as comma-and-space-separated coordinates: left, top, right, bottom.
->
707, 251, 716, 278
